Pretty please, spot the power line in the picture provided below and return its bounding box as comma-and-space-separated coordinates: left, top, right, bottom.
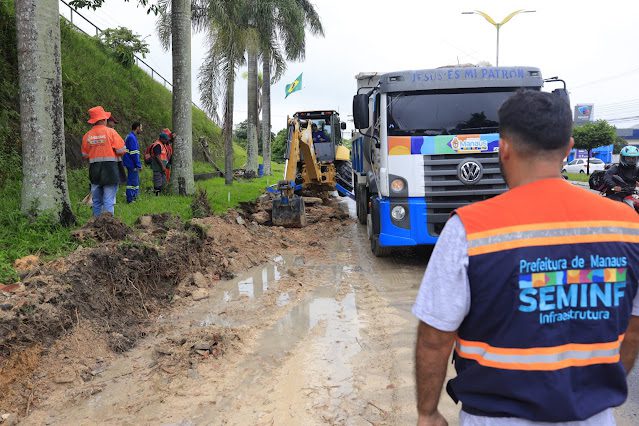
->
571, 66, 639, 89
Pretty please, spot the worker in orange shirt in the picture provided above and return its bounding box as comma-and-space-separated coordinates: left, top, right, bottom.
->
162, 128, 173, 183
81, 106, 127, 216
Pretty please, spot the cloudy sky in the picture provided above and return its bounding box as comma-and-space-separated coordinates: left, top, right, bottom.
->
61, 0, 639, 132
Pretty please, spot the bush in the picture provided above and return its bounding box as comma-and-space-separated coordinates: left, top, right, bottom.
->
98, 26, 150, 68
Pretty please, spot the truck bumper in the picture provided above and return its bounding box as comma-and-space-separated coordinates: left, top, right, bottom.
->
378, 197, 438, 247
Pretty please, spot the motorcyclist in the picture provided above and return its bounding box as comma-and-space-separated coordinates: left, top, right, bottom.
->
604, 145, 639, 201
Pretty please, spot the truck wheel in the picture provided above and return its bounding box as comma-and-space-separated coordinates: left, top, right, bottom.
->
369, 197, 391, 257
371, 234, 391, 257
335, 160, 353, 195
356, 183, 368, 225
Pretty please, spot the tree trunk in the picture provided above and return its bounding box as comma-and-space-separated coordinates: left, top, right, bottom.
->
246, 50, 259, 173
15, 0, 74, 225
262, 53, 272, 175
223, 68, 235, 185
170, 0, 194, 195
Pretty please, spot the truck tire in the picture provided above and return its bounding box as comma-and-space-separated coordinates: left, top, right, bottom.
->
355, 183, 368, 225
369, 197, 391, 257
335, 160, 353, 195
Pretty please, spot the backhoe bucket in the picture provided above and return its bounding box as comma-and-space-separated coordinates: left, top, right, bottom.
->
272, 195, 307, 228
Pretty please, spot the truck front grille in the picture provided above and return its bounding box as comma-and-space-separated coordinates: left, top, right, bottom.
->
423, 153, 507, 236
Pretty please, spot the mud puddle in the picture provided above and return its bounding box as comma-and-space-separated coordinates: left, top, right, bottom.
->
190, 262, 364, 423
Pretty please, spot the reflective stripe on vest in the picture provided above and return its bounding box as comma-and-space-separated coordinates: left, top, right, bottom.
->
468, 220, 639, 256
456, 334, 624, 371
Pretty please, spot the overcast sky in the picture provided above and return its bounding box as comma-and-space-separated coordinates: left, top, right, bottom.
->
61, 0, 639, 133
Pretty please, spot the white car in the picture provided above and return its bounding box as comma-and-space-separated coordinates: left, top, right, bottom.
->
562, 158, 606, 174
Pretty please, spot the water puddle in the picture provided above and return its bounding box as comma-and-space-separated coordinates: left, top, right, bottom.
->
166, 254, 300, 328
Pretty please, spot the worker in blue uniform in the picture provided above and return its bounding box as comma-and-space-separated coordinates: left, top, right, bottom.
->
123, 121, 143, 203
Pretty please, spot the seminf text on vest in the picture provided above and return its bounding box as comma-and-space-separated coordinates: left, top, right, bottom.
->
518, 255, 628, 325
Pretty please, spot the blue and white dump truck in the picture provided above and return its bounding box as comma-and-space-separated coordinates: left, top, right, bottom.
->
351, 66, 569, 256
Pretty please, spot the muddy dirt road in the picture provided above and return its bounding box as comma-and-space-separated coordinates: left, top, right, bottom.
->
20, 200, 639, 425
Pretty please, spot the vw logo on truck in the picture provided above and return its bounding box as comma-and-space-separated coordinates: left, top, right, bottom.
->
458, 160, 483, 185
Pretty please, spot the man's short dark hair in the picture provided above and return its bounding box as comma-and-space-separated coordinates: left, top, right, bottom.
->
498, 90, 572, 153
132, 121, 141, 131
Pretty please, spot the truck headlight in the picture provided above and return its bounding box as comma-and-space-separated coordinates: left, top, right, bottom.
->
390, 178, 405, 193
391, 206, 406, 221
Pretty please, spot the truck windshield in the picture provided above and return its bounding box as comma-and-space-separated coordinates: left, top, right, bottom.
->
387, 88, 532, 136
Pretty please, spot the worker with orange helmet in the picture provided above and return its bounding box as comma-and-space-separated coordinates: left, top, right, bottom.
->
81, 106, 126, 216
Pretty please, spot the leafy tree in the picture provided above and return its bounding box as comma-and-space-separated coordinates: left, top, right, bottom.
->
572, 120, 616, 174
234, 119, 248, 143
99, 27, 150, 67
271, 127, 288, 163
613, 135, 627, 154
69, 0, 160, 14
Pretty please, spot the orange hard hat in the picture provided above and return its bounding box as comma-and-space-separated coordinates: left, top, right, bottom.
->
87, 106, 111, 124
162, 128, 172, 138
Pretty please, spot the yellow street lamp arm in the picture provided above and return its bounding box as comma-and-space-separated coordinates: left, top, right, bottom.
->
500, 9, 527, 26
472, 10, 498, 26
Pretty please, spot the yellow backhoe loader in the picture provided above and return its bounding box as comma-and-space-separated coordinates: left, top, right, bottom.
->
271, 110, 352, 227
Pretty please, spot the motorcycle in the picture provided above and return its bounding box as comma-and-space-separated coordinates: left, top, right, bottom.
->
588, 163, 613, 191
602, 175, 639, 213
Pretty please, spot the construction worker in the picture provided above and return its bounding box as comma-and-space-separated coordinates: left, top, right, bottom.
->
150, 132, 170, 195
413, 90, 639, 426
123, 121, 143, 203
81, 106, 126, 216
161, 128, 173, 183
107, 115, 127, 187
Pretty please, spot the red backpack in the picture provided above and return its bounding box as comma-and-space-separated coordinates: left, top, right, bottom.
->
144, 142, 159, 165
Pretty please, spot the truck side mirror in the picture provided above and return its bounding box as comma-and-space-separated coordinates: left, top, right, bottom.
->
340, 122, 347, 130
353, 94, 370, 129
552, 88, 570, 106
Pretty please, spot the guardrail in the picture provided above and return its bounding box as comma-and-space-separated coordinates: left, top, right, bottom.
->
58, 0, 214, 122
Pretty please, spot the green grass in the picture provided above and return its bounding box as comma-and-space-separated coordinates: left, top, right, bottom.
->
0, 161, 285, 283
0, 3, 286, 282
566, 172, 591, 182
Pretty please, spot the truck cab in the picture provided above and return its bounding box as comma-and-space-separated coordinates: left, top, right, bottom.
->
351, 66, 568, 255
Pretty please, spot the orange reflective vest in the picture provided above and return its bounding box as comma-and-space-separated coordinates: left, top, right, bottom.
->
151, 140, 168, 163
81, 125, 126, 163
450, 178, 639, 422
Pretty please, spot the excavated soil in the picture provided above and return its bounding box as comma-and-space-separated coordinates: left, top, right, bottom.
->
0, 196, 351, 417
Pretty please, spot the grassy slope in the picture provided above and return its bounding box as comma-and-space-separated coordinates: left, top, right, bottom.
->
0, 4, 279, 282
59, 19, 223, 165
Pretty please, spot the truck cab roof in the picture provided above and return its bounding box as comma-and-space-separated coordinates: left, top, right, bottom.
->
373, 66, 544, 93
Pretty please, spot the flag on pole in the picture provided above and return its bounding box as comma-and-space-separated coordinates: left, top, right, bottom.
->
285, 73, 303, 98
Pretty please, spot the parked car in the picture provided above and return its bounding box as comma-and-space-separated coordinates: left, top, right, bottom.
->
561, 158, 606, 174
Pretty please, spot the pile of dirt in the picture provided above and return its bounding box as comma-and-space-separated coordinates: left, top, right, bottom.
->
0, 193, 352, 416
237, 192, 349, 226
71, 214, 131, 242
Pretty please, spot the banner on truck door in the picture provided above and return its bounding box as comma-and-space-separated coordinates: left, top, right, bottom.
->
388, 134, 500, 156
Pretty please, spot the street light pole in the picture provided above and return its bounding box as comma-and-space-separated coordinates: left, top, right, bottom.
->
496, 25, 500, 66
462, 9, 535, 67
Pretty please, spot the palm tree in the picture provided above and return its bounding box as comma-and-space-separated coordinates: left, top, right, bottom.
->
15, 0, 75, 225
169, 0, 195, 195
161, 1, 248, 185
245, 48, 259, 174
254, 0, 324, 176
